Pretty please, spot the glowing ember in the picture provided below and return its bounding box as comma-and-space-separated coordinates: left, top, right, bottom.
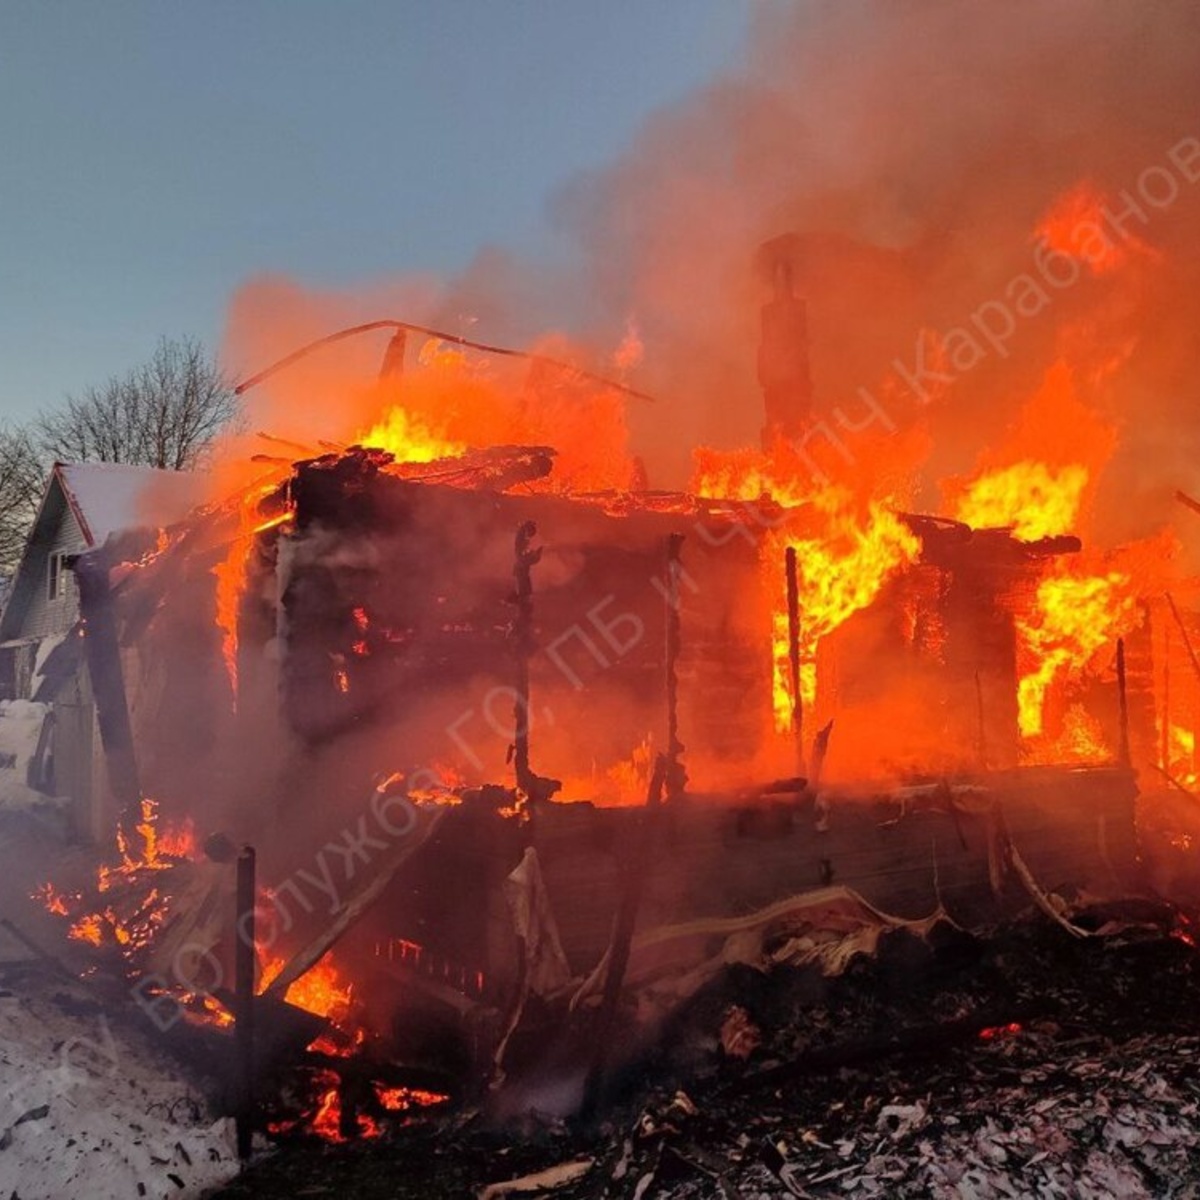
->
1171, 912, 1197, 949
978, 1022, 1023, 1041
68, 913, 103, 947
32, 882, 72, 916
376, 1084, 447, 1112
39, 797, 195, 957
310, 1073, 344, 1142
261, 953, 353, 1021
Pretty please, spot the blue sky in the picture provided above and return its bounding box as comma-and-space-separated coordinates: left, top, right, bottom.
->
0, 2, 747, 422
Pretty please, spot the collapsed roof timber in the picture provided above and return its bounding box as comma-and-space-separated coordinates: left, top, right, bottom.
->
5, 435, 1148, 1123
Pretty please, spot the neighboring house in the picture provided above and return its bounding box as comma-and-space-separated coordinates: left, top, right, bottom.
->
0, 463, 199, 837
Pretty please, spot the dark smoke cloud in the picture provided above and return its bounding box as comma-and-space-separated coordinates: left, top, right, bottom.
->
550, 0, 1200, 542
223, 2, 1200, 547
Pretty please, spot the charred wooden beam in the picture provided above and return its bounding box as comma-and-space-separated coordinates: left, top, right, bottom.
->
1165, 593, 1200, 686
664, 534, 687, 801
581, 753, 669, 1120
508, 521, 560, 804
1175, 488, 1200, 518
264, 803, 451, 1002
974, 669, 987, 770
785, 545, 804, 773
1117, 637, 1132, 769
235, 845, 256, 1161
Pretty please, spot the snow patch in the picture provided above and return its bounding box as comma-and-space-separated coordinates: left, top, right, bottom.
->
0, 982, 240, 1199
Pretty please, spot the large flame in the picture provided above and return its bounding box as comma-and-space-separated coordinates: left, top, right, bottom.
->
357, 405, 465, 462
1016, 569, 1134, 742
765, 504, 920, 721
693, 438, 920, 730
955, 462, 1089, 541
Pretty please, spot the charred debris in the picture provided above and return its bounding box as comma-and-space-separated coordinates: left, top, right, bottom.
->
12, 427, 1188, 1166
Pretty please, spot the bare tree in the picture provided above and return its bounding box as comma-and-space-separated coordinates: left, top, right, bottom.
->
0, 425, 45, 572
36, 336, 238, 471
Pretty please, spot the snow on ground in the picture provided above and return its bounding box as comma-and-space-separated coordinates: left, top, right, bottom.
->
0, 966, 240, 1200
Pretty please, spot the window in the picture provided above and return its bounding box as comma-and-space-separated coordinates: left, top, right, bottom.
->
47, 552, 69, 602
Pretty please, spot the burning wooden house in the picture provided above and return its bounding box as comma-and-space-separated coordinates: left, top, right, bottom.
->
26, 411, 1149, 1123
18, 252, 1186, 1139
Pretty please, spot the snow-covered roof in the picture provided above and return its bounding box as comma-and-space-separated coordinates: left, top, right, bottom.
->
56, 462, 202, 547
0, 462, 207, 644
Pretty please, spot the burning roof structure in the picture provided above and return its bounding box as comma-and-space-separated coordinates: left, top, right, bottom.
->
13, 206, 1200, 1151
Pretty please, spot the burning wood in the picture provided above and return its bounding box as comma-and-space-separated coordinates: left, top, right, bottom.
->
10, 132, 1200, 1178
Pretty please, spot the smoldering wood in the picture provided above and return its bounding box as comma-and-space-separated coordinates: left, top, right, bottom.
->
263, 805, 452, 1003
663, 533, 686, 800
347, 764, 1141, 1049
271, 457, 771, 775
581, 753, 668, 1118
508, 521, 560, 803
1117, 637, 1132, 768
74, 444, 1158, 1110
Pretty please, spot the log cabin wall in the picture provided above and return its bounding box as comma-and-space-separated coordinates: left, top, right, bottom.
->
272, 458, 773, 793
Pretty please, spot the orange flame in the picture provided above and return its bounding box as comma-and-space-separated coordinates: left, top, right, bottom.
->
357, 405, 465, 462
955, 462, 1089, 541
261, 952, 353, 1021
765, 503, 920, 722
1035, 181, 1157, 275
1017, 569, 1133, 743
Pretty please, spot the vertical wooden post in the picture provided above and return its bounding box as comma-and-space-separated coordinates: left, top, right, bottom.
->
975, 669, 988, 770
511, 521, 540, 797
1162, 624, 1172, 769
1116, 638, 1131, 769
235, 846, 257, 1161
785, 546, 805, 773
580, 754, 668, 1121
664, 534, 687, 801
